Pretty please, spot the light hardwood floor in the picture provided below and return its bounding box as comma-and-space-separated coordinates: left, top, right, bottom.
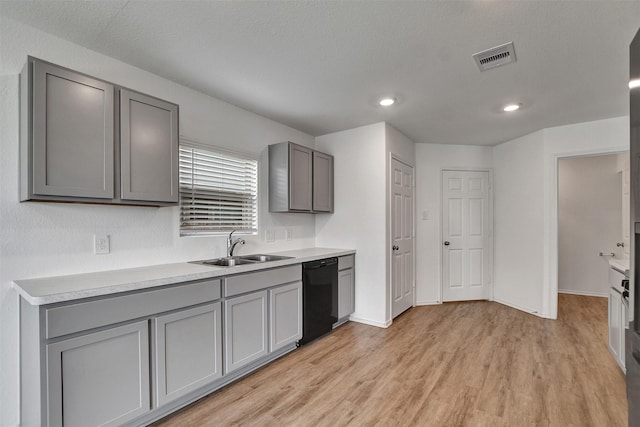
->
154, 294, 627, 426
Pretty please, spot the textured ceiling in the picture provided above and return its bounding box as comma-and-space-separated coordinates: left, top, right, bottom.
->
2, 1, 640, 145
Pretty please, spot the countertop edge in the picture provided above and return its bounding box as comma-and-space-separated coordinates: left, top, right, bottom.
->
14, 248, 356, 306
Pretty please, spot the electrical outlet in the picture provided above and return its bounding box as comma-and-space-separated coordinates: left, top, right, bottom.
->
265, 229, 275, 243
94, 234, 110, 255
285, 228, 293, 241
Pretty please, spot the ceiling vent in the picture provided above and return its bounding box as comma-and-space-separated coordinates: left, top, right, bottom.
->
472, 42, 517, 72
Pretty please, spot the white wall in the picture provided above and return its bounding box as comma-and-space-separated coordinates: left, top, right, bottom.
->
558, 155, 621, 297
493, 130, 546, 315
414, 144, 493, 305
490, 116, 629, 319
542, 116, 629, 318
315, 123, 388, 327
0, 18, 317, 426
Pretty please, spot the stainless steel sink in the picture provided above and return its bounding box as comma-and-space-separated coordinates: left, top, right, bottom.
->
193, 257, 256, 267
192, 254, 293, 267
238, 254, 293, 262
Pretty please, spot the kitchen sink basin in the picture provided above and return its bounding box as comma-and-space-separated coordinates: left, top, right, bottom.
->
238, 254, 293, 262
193, 257, 256, 267
192, 254, 293, 267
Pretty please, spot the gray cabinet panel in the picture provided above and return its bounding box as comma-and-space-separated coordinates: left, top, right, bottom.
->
338, 269, 355, 319
224, 291, 268, 373
224, 265, 301, 297
268, 141, 334, 213
120, 89, 178, 203
46, 278, 220, 339
312, 151, 334, 212
289, 143, 313, 211
31, 60, 114, 199
338, 255, 355, 270
269, 282, 302, 352
154, 302, 222, 407
46, 320, 150, 426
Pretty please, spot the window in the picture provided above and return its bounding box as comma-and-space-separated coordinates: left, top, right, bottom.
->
179, 142, 258, 236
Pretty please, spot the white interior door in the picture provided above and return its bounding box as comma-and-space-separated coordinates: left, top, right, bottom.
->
391, 158, 415, 318
442, 170, 491, 301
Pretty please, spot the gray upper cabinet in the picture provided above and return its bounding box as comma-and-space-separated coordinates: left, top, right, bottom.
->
20, 57, 178, 206
120, 89, 179, 203
312, 151, 333, 212
22, 59, 115, 200
268, 141, 334, 213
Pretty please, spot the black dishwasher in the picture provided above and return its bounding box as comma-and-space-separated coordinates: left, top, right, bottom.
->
299, 257, 338, 345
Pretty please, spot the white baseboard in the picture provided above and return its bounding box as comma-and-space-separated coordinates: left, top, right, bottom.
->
493, 297, 545, 319
415, 300, 441, 306
349, 315, 392, 328
558, 289, 608, 298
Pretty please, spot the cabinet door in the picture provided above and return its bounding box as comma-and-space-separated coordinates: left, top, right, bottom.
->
32, 60, 114, 199
224, 291, 268, 373
269, 282, 302, 352
313, 151, 334, 212
338, 269, 355, 319
46, 321, 149, 427
620, 300, 628, 370
120, 89, 178, 203
288, 143, 313, 211
154, 302, 222, 407
608, 288, 622, 362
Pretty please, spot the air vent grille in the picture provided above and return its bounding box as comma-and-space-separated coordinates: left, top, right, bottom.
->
473, 42, 517, 72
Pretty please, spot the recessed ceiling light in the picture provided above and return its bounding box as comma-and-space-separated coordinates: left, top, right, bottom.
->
379, 97, 396, 107
630, 79, 640, 89
503, 103, 520, 112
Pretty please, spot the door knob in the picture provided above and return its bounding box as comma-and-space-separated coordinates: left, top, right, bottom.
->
392, 245, 399, 251
444, 241, 450, 246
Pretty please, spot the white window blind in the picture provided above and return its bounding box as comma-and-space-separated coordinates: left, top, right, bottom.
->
179, 144, 258, 236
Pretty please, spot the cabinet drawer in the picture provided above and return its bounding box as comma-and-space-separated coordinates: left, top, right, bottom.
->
46, 279, 221, 339
224, 265, 301, 297
338, 255, 354, 270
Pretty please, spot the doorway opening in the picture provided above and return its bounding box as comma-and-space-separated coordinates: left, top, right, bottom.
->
557, 152, 629, 310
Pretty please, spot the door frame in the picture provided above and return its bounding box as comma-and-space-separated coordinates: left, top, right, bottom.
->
388, 154, 416, 320
439, 167, 495, 303
549, 147, 628, 319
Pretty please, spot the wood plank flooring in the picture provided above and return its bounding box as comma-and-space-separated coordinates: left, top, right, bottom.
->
153, 294, 627, 426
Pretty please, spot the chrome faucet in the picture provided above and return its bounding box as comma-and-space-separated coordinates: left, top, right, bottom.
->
227, 230, 245, 257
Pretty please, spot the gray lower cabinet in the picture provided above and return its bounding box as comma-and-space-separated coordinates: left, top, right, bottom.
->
338, 269, 355, 319
22, 58, 115, 201
20, 263, 308, 426
337, 255, 355, 321
120, 89, 179, 203
154, 302, 222, 407
269, 282, 303, 352
46, 320, 150, 427
224, 290, 269, 373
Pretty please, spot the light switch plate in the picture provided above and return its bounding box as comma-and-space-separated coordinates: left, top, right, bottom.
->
94, 234, 110, 255
265, 229, 275, 243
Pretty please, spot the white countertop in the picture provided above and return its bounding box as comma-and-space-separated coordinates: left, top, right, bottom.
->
609, 258, 630, 275
13, 247, 355, 305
